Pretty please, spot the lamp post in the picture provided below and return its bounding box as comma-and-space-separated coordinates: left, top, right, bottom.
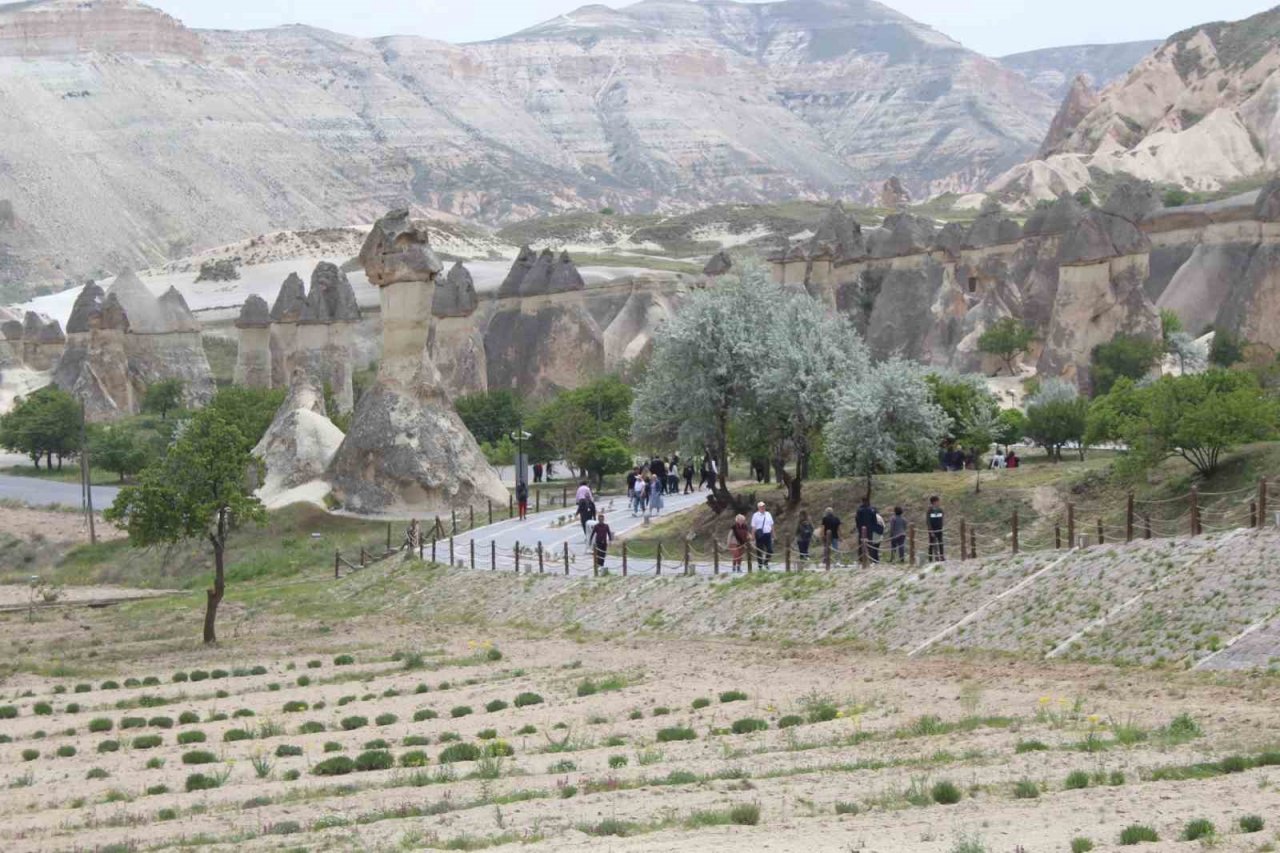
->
509, 423, 532, 487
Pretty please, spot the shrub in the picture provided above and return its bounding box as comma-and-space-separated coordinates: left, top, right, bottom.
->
56, 745, 77, 757
439, 743, 482, 763
295, 675, 311, 687
731, 717, 768, 735
21, 749, 39, 761
514, 692, 543, 707
283, 768, 300, 781
158, 807, 178, 820
222, 729, 253, 742
86, 767, 109, 780
172, 672, 188, 683
1161, 713, 1202, 743
835, 801, 859, 815
1118, 825, 1158, 845
691, 697, 711, 710
375, 713, 398, 727
333, 654, 355, 666
210, 669, 229, 680
207, 712, 228, 722
188, 671, 208, 682
323, 741, 343, 753
1181, 819, 1214, 841
1014, 739, 1048, 753
778, 715, 804, 729
178, 711, 199, 725
450, 706, 473, 718
485, 699, 509, 713
412, 709, 438, 722
145, 757, 165, 770
485, 740, 515, 757
89, 718, 113, 733
275, 744, 303, 757
438, 732, 461, 742
1065, 770, 1090, 789
628, 710, 643, 720
400, 750, 429, 767
250, 665, 268, 676
101, 680, 120, 690
282, 701, 308, 713
298, 721, 325, 734
1219, 754, 1248, 773
549, 759, 576, 773
148, 716, 173, 729
120, 717, 146, 729
1012, 779, 1039, 799
97, 740, 120, 753
1239, 815, 1264, 833
354, 750, 394, 772
651, 707, 670, 717
33, 701, 52, 715
609, 754, 628, 769
340, 716, 368, 731
182, 750, 217, 765
1070, 838, 1094, 853
931, 780, 962, 805
312, 756, 357, 776
402, 736, 431, 747
719, 690, 748, 703
477, 728, 497, 740
730, 803, 761, 826
217, 690, 231, 698
0, 705, 16, 720
1108, 770, 1125, 786
65, 703, 81, 714
515, 725, 537, 736
362, 739, 389, 751
75, 683, 93, 693
132, 735, 162, 749
657, 726, 696, 742
232, 708, 255, 718
185, 773, 221, 792
142, 676, 160, 686
123, 678, 142, 688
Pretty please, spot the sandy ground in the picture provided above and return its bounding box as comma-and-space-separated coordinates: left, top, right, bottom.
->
0, 595, 1277, 853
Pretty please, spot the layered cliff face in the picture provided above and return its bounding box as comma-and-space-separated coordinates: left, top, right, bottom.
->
992, 7, 1280, 205
0, 0, 1064, 291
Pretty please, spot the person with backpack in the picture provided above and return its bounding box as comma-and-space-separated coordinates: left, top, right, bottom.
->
751, 501, 774, 568
821, 507, 842, 557
927, 495, 945, 561
575, 480, 596, 535
727, 514, 751, 572
795, 510, 815, 562
888, 506, 908, 563
855, 496, 881, 563
591, 512, 613, 572
515, 480, 529, 520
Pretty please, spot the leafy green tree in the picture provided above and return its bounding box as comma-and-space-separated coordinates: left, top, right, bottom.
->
90, 423, 151, 482
1208, 328, 1246, 368
0, 386, 82, 469
1088, 370, 1279, 477
455, 390, 524, 446
575, 436, 632, 489
995, 408, 1027, 446
1090, 334, 1163, 396
959, 404, 1001, 492
978, 318, 1035, 375
205, 386, 286, 449
529, 375, 633, 478
1159, 309, 1184, 344
142, 379, 185, 420
105, 407, 266, 644
1025, 379, 1087, 462
925, 371, 999, 438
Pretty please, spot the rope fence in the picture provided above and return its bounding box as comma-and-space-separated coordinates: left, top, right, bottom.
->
334, 478, 1278, 580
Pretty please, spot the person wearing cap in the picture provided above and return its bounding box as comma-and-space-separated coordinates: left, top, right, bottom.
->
750, 501, 775, 569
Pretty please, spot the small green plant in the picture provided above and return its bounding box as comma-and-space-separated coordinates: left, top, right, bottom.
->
651, 707, 670, 717
178, 711, 199, 725
412, 709, 438, 722
609, 754, 628, 768
628, 710, 643, 720
364, 738, 390, 750
1219, 754, 1249, 773
33, 701, 52, 716
476, 728, 497, 740
89, 717, 113, 733
333, 654, 355, 666
1180, 819, 1214, 841
132, 735, 162, 749
949, 836, 986, 853
75, 683, 93, 693
97, 740, 120, 753
549, 759, 576, 773
403, 735, 431, 746
158, 807, 178, 820
275, 744, 302, 757
21, 749, 39, 761
282, 701, 308, 713
692, 697, 711, 710
1118, 825, 1158, 845
731, 718, 768, 734
515, 724, 536, 735
400, 750, 429, 767
1065, 770, 1090, 789
439, 743, 482, 763
182, 750, 217, 765
184, 773, 222, 792
341, 716, 368, 731
514, 692, 543, 707
1108, 770, 1125, 786
323, 741, 343, 753
931, 779, 962, 804
778, 714, 804, 729
222, 729, 252, 742
657, 726, 696, 742
145, 757, 165, 770
86, 767, 109, 780
295, 675, 311, 687
120, 717, 145, 729
148, 716, 174, 729
450, 705, 473, 718
298, 721, 325, 734
0, 706, 16, 720
1012, 779, 1039, 799
1015, 739, 1048, 753
486, 699, 509, 713
730, 803, 760, 826
1160, 713, 1202, 744
312, 756, 357, 776
354, 750, 394, 772
1239, 814, 1264, 833
232, 708, 255, 718
101, 680, 120, 689
719, 690, 748, 703
375, 713, 398, 726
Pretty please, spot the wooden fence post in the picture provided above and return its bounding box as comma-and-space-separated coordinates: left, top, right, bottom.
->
1144, 514, 1152, 540
449, 535, 455, 566
959, 520, 967, 560
908, 523, 916, 565
1055, 524, 1062, 551
334, 549, 340, 579
430, 537, 436, 563
1097, 518, 1103, 546
785, 542, 791, 573
656, 541, 662, 576
562, 486, 568, 507
491, 541, 496, 570
488, 499, 493, 525
514, 542, 520, 574
1251, 501, 1258, 528
1011, 511, 1019, 555
563, 542, 570, 576
469, 506, 475, 530
419, 523, 425, 560
684, 541, 691, 576
535, 489, 541, 514
508, 494, 513, 517
470, 539, 475, 570
622, 542, 628, 576
969, 527, 976, 561
1126, 493, 1134, 542
451, 510, 457, 535
1190, 487, 1200, 536
538, 543, 544, 574
1259, 478, 1269, 527
360, 547, 367, 568
1066, 503, 1075, 549
386, 522, 391, 552
713, 540, 720, 576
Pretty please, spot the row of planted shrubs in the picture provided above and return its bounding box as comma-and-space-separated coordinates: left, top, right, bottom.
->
311, 741, 513, 776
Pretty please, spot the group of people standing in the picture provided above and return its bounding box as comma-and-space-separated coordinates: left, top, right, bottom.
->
941, 445, 1020, 472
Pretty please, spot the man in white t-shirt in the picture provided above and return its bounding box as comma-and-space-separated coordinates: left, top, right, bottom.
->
750, 501, 775, 568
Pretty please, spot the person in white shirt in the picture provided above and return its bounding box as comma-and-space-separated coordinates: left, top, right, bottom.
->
750, 501, 775, 568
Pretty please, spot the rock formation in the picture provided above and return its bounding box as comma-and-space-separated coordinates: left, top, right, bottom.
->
1035, 75, 1100, 159
703, 251, 733, 277
52, 283, 134, 418
269, 272, 306, 387
296, 262, 359, 413
14, 311, 64, 371
234, 295, 272, 388
880, 177, 912, 209
327, 210, 507, 514
253, 369, 344, 509
429, 262, 486, 396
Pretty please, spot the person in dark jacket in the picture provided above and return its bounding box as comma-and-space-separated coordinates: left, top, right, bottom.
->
795, 511, 815, 561
855, 496, 882, 563
591, 513, 613, 571
821, 507, 842, 556
515, 480, 529, 520
682, 463, 695, 494
927, 495, 945, 561
651, 457, 667, 494
888, 506, 908, 563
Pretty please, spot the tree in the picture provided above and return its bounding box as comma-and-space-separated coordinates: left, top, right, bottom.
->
142, 379, 185, 420
575, 436, 632, 489
529, 375, 633, 478
105, 407, 266, 644
1090, 334, 1163, 396
90, 423, 150, 482
1087, 370, 1279, 477
1159, 309, 1184, 344
925, 371, 999, 439
455, 389, 524, 446
959, 404, 1001, 492
0, 386, 82, 469
977, 317, 1035, 376
1208, 328, 1246, 368
1024, 379, 1087, 461
995, 408, 1027, 446
824, 358, 951, 497
205, 386, 286, 449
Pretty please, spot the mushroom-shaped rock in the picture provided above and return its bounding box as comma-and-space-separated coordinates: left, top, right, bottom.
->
519, 248, 556, 296
271, 273, 307, 323
99, 293, 131, 332
299, 279, 332, 325
434, 262, 479, 318
106, 270, 166, 333
1059, 209, 1151, 265
963, 211, 1022, 249
236, 294, 272, 329
252, 369, 344, 507
703, 251, 733, 277
358, 209, 442, 287
157, 287, 201, 333
868, 213, 936, 259
498, 246, 536, 298
303, 262, 360, 324
37, 320, 65, 345
549, 251, 586, 293
66, 282, 105, 334
1104, 179, 1162, 224
1021, 194, 1088, 238
933, 222, 967, 255
1253, 178, 1280, 222
809, 202, 866, 260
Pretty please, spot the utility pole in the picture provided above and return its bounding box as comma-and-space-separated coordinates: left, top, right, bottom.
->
80, 399, 96, 545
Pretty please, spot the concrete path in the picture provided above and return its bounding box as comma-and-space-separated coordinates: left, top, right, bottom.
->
0, 474, 119, 510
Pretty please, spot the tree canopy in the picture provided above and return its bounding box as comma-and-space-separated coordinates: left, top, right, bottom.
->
142, 379, 185, 420
1090, 334, 1163, 396
90, 423, 151, 483
0, 385, 82, 469
977, 317, 1035, 375
1025, 379, 1087, 462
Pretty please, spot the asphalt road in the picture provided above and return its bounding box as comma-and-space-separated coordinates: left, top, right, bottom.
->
0, 474, 120, 510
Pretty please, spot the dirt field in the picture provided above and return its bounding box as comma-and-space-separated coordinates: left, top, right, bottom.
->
1, 571, 1278, 853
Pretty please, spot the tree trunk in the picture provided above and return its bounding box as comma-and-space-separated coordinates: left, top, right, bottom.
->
204, 511, 227, 645
45, 450, 52, 469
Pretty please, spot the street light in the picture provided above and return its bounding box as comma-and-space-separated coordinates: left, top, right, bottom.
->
509, 424, 532, 486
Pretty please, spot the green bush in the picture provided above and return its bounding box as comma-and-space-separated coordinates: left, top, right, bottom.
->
1239, 815, 1264, 833
1012, 780, 1039, 799
182, 750, 218, 765
439, 743, 482, 763
354, 750, 394, 772
731, 718, 768, 735
333, 654, 355, 666
232, 708, 255, 718
178, 711, 199, 725
930, 780, 961, 805
0, 705, 17, 719
412, 709, 438, 722
1070, 838, 1094, 853
1219, 755, 1249, 773
450, 706, 473, 718
485, 740, 515, 757
101, 680, 120, 690
1181, 819, 1214, 841
295, 675, 311, 687
75, 683, 93, 693
1014, 739, 1047, 753
158, 807, 178, 820
171, 672, 188, 683
97, 740, 120, 753
132, 735, 162, 749
400, 750, 429, 767
609, 754, 628, 769
835, 801, 859, 815
185, 773, 221, 792
282, 701, 308, 713
89, 718, 113, 733
691, 697, 711, 710
403, 735, 431, 746
323, 741, 343, 753
719, 690, 748, 703
33, 701, 52, 716
275, 744, 303, 757
1065, 770, 1090, 789
477, 728, 497, 740
778, 715, 804, 729
65, 703, 81, 714
730, 803, 760, 826
438, 732, 461, 743
657, 726, 696, 742
514, 692, 543, 707
651, 707, 670, 717
21, 748, 39, 761
120, 717, 146, 729
375, 713, 398, 726
297, 721, 325, 734
222, 729, 253, 742
340, 716, 368, 731
485, 699, 509, 713
312, 756, 357, 776
363, 739, 389, 750
56, 745, 77, 757
146, 784, 168, 795
86, 767, 109, 780
188, 671, 208, 683
148, 716, 173, 729
1118, 825, 1158, 845
145, 757, 165, 770
249, 665, 267, 676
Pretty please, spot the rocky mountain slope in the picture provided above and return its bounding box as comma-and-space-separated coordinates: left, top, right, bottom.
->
999, 40, 1161, 101
0, 0, 1062, 291
991, 6, 1280, 205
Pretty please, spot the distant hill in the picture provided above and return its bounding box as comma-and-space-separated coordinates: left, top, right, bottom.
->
999, 40, 1162, 100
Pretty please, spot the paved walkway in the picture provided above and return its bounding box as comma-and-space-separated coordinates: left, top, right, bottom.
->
0, 474, 119, 510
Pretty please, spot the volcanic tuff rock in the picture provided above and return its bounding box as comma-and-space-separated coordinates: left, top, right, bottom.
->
0, 0, 1067, 290
253, 369, 344, 508
234, 295, 272, 388
998, 41, 1162, 101
328, 211, 506, 514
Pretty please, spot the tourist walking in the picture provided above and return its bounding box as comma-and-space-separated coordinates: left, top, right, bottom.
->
515, 480, 529, 521
927, 495, 945, 561
682, 462, 695, 494
631, 474, 646, 516
575, 480, 596, 535
647, 473, 664, 517
533, 462, 543, 483
821, 506, 842, 556
888, 506, 908, 563
855, 496, 881, 563
727, 514, 751, 572
751, 501, 775, 568
795, 510, 814, 562
591, 513, 613, 572
698, 457, 710, 491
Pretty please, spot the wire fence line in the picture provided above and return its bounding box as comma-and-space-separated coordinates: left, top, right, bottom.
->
333, 478, 1279, 580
